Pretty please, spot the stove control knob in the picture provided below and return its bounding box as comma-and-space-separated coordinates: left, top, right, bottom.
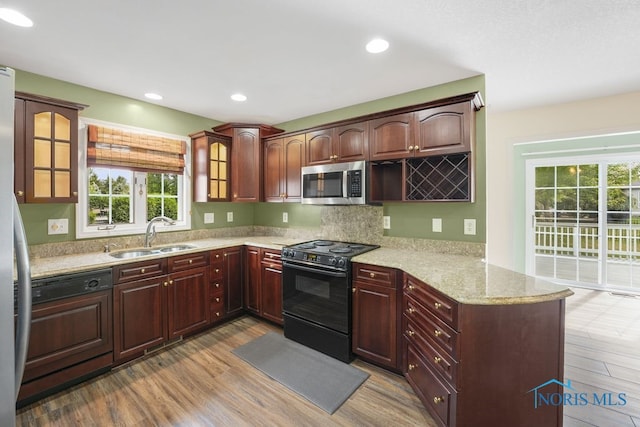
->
337, 258, 346, 268
329, 257, 337, 265
283, 249, 292, 258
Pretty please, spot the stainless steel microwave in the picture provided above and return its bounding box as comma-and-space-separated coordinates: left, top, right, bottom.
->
301, 160, 367, 205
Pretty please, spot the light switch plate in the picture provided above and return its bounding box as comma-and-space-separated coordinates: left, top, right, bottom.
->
464, 218, 476, 235
383, 216, 391, 229
282, 212, 288, 223
48, 218, 69, 235
204, 212, 214, 224
226, 212, 234, 222
432, 218, 442, 233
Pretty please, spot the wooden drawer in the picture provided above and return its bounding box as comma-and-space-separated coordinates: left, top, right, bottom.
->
404, 315, 458, 388
210, 280, 223, 294
210, 297, 225, 322
210, 249, 224, 264
353, 263, 398, 288
261, 249, 281, 264
404, 273, 458, 329
168, 252, 209, 273
113, 258, 167, 284
404, 294, 459, 359
405, 342, 455, 427
210, 262, 224, 280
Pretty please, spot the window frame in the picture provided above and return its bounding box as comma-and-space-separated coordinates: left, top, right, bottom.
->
76, 118, 191, 239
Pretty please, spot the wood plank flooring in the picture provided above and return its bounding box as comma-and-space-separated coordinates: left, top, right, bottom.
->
16, 317, 435, 426
17, 287, 640, 426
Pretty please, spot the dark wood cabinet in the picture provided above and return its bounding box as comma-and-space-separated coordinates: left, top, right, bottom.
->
260, 249, 283, 325
306, 128, 337, 165
306, 124, 368, 165
166, 264, 209, 338
222, 246, 244, 317
264, 135, 305, 202
368, 112, 415, 161
209, 249, 226, 323
213, 123, 283, 202
414, 101, 473, 157
402, 273, 566, 427
190, 130, 231, 202
243, 246, 261, 314
352, 263, 401, 370
14, 92, 87, 203
18, 290, 113, 403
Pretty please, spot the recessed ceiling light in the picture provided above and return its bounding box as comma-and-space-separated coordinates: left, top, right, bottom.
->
144, 92, 163, 100
0, 8, 33, 27
366, 38, 389, 54
231, 93, 247, 102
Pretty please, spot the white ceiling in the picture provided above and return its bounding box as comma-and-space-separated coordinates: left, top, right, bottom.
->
2, 0, 640, 124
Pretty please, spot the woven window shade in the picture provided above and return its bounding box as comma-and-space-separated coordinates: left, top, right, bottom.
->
87, 125, 186, 174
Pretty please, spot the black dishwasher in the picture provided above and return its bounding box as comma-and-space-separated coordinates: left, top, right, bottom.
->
16, 269, 114, 407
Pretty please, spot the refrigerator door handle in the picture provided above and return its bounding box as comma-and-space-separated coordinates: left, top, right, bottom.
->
13, 194, 31, 399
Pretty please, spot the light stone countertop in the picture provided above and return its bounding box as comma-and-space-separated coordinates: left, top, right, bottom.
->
26, 237, 573, 305
352, 248, 573, 305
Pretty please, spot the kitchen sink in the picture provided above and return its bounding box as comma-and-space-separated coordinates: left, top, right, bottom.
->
109, 244, 196, 258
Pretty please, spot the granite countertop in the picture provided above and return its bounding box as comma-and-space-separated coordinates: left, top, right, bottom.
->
26, 237, 572, 305
352, 248, 573, 305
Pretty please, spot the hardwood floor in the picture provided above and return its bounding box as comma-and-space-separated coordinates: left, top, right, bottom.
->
564, 287, 640, 427
18, 288, 639, 426
16, 317, 435, 426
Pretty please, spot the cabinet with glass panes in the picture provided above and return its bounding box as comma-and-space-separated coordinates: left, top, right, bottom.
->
190, 130, 232, 202
14, 92, 87, 203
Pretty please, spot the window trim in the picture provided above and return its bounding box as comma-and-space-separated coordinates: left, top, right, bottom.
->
76, 118, 191, 240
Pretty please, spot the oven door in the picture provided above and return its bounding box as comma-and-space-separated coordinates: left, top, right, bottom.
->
282, 260, 350, 334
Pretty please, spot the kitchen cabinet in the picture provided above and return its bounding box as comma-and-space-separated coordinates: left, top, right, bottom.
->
264, 134, 305, 202
414, 101, 474, 157
211, 246, 243, 318
352, 263, 401, 371
190, 130, 231, 202
243, 246, 283, 324
306, 128, 336, 165
14, 92, 87, 203
306, 124, 369, 165
113, 252, 209, 363
368, 112, 415, 161
17, 290, 113, 404
402, 273, 565, 427
213, 123, 283, 202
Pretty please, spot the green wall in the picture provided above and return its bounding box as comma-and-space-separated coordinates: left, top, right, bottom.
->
16, 70, 486, 245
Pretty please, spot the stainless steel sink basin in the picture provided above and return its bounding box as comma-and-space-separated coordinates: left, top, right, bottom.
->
110, 249, 159, 259
109, 244, 196, 258
158, 244, 196, 253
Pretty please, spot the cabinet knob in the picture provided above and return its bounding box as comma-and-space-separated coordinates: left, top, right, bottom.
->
215, 254, 220, 259
163, 281, 168, 287
72, 191, 78, 196
140, 268, 146, 274
406, 329, 415, 337
433, 356, 442, 364
215, 268, 220, 273
434, 302, 442, 310
188, 259, 193, 264
17, 190, 24, 196
434, 329, 442, 337
215, 283, 220, 288
433, 396, 444, 404
215, 297, 220, 302
369, 272, 375, 278
408, 363, 417, 371
407, 307, 416, 314
352, 288, 356, 293
408, 145, 414, 151
215, 312, 220, 317
169, 280, 174, 285
407, 284, 415, 291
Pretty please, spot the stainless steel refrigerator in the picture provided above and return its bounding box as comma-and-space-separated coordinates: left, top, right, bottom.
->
1, 66, 32, 425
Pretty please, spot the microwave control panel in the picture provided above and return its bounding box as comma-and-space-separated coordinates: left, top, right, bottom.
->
347, 170, 362, 197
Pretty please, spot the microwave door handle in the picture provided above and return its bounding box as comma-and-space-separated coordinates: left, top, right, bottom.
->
343, 170, 349, 198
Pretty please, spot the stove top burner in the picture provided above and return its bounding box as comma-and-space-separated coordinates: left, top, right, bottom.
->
329, 248, 353, 254
313, 240, 334, 246
297, 243, 317, 249
282, 240, 380, 270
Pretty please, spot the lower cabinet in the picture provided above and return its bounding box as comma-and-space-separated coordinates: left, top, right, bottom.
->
18, 289, 113, 404
113, 252, 209, 364
352, 263, 401, 371
243, 246, 283, 325
402, 273, 566, 427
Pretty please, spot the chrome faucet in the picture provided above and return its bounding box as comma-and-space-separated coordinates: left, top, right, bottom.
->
144, 216, 175, 247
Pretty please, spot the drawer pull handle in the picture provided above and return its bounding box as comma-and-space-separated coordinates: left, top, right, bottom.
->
408, 363, 417, 371
188, 259, 193, 264
407, 307, 416, 314
407, 285, 415, 291
215, 312, 220, 317
434, 329, 442, 337
215, 283, 220, 288
215, 268, 220, 273
433, 396, 444, 404
434, 356, 442, 364
215, 254, 220, 259
406, 330, 415, 337
169, 280, 174, 285
215, 297, 220, 302
140, 268, 146, 274
434, 302, 442, 309
163, 281, 168, 287
369, 272, 375, 278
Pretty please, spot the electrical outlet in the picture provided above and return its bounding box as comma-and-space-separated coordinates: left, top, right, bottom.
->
464, 218, 476, 235
226, 212, 234, 222
383, 216, 391, 230
282, 212, 288, 223
48, 218, 69, 235
432, 218, 442, 233
204, 212, 214, 224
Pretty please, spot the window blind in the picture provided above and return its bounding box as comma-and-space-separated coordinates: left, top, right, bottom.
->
87, 124, 186, 174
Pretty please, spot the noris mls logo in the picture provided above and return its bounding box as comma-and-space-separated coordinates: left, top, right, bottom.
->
528, 379, 627, 408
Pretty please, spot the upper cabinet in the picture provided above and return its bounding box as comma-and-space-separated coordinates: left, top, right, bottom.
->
14, 92, 87, 204
414, 101, 473, 157
306, 128, 336, 165
190, 130, 231, 202
264, 134, 305, 202
306, 122, 368, 165
369, 113, 415, 161
213, 123, 283, 202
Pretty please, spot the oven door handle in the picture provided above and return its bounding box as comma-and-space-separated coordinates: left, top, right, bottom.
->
282, 261, 348, 278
